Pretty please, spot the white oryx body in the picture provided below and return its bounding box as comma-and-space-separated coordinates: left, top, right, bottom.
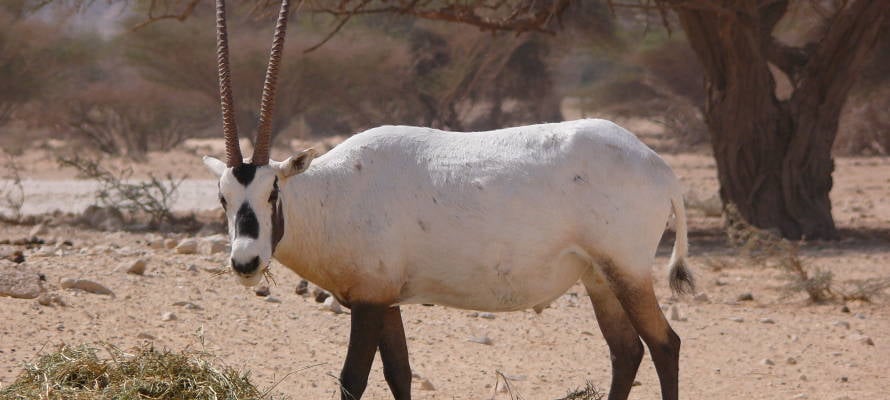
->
271, 119, 686, 309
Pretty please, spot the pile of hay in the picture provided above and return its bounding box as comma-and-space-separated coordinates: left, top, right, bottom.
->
0, 344, 276, 399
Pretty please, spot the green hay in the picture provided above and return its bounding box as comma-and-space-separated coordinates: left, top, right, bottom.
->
0, 344, 276, 400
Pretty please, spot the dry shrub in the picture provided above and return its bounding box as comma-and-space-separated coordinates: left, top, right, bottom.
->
0, 152, 25, 222
557, 381, 605, 400
57, 155, 184, 226
723, 204, 890, 302
0, 344, 276, 400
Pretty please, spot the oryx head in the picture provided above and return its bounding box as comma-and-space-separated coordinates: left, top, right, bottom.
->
202, 0, 316, 286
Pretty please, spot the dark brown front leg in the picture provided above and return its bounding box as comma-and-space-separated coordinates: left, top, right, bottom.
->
341, 303, 386, 400
378, 307, 412, 399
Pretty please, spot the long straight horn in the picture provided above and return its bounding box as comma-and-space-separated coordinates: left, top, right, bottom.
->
251, 0, 291, 166
216, 0, 242, 168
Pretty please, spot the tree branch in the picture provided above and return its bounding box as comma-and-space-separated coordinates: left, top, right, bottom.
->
130, 0, 202, 31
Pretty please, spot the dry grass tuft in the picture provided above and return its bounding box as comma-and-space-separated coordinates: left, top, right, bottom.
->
0, 344, 277, 400
556, 381, 604, 400
722, 204, 890, 303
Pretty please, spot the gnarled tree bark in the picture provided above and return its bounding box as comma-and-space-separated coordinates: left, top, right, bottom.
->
667, 0, 888, 239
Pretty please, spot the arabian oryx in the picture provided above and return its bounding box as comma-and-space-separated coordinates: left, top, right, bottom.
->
202, 1, 694, 399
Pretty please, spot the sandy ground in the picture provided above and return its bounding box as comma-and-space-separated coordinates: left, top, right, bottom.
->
1, 137, 889, 399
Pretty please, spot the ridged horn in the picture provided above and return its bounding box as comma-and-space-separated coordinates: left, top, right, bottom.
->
216, 0, 242, 168
251, 0, 291, 166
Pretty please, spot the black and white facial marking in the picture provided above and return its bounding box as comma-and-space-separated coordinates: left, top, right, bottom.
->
202, 149, 318, 287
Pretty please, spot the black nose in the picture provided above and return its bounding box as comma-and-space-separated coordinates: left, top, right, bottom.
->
232, 256, 260, 274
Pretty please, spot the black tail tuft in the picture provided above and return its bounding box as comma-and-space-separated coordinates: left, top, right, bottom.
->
669, 258, 695, 296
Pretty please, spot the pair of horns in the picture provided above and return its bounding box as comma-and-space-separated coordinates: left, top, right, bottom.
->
217, 0, 291, 167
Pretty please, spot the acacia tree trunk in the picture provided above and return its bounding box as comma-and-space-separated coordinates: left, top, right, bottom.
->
667, 0, 888, 240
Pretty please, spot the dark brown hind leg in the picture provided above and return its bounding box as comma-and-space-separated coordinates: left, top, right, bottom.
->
378, 306, 412, 399
340, 303, 387, 400
600, 262, 681, 400
582, 269, 645, 400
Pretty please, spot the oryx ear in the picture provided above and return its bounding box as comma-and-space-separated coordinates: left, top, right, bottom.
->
203, 156, 228, 177
271, 148, 318, 179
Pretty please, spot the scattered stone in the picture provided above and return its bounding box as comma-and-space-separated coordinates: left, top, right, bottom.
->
254, 286, 271, 297
849, 334, 874, 346
760, 358, 775, 366
5, 250, 25, 264
186, 264, 200, 273
729, 316, 744, 323
175, 238, 198, 254
854, 313, 866, 320
29, 224, 47, 238
320, 296, 342, 314
758, 318, 775, 324
832, 320, 851, 329
80, 205, 125, 231
0, 269, 43, 299
417, 378, 435, 391
172, 301, 203, 310
265, 296, 281, 303
478, 312, 496, 320
161, 312, 177, 321
693, 292, 709, 302
295, 280, 309, 296
313, 288, 330, 303
799, 374, 807, 381
148, 239, 165, 250
786, 357, 798, 365
164, 239, 178, 249
137, 332, 156, 340
839, 376, 848, 383
736, 292, 754, 301
670, 305, 687, 322
199, 235, 229, 255
715, 278, 729, 286
840, 305, 850, 313
59, 278, 114, 296
791, 394, 808, 399
468, 336, 493, 345
36, 292, 65, 307
126, 259, 147, 275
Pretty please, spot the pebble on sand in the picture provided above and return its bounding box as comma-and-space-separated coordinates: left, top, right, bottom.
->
468, 336, 493, 346
126, 259, 147, 275
175, 238, 198, 254
60, 278, 114, 296
161, 312, 177, 321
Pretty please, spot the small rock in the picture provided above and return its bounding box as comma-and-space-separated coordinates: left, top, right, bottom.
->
172, 301, 203, 310
760, 358, 775, 366
199, 236, 228, 255
295, 280, 309, 296
175, 238, 198, 254
148, 239, 165, 250
729, 316, 744, 323
840, 305, 850, 313
670, 305, 687, 322
478, 312, 496, 320
29, 224, 47, 238
313, 288, 330, 303
758, 318, 775, 324
265, 296, 281, 303
254, 286, 271, 297
418, 378, 435, 391
832, 320, 850, 329
850, 334, 874, 346
786, 357, 798, 365
161, 312, 177, 321
736, 292, 754, 301
185, 264, 200, 273
164, 239, 178, 249
468, 336, 493, 345
320, 296, 342, 314
715, 278, 729, 286
0, 269, 43, 299
791, 394, 808, 399
137, 332, 156, 340
36, 292, 65, 307
798, 374, 807, 381
839, 376, 848, 383
126, 259, 147, 275
693, 292, 709, 302
59, 278, 113, 296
